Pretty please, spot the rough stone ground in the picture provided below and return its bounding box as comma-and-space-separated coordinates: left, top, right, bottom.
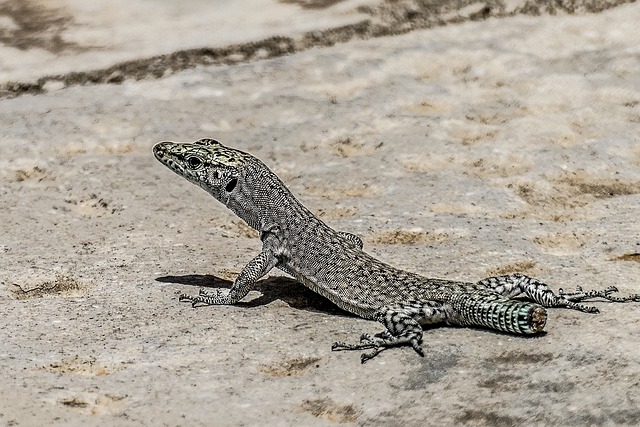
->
1, 1, 640, 426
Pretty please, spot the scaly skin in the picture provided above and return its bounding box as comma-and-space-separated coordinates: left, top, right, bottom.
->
153, 138, 640, 363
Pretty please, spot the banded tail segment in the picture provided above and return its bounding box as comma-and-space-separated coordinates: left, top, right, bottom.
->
451, 294, 547, 334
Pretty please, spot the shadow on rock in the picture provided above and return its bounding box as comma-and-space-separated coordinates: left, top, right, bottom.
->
155, 274, 349, 316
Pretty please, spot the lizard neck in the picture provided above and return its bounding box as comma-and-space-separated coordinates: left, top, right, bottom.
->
224, 160, 313, 233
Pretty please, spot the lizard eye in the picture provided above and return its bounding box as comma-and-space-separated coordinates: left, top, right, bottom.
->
186, 156, 203, 169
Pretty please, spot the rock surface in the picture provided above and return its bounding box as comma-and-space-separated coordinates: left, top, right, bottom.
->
1, 1, 640, 425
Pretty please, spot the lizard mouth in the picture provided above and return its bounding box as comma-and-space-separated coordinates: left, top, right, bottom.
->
152, 142, 170, 160
153, 142, 183, 173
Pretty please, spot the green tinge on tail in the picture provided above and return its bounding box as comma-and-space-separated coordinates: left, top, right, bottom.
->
451, 294, 547, 334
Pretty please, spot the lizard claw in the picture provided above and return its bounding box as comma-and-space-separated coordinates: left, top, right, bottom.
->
584, 305, 600, 314
331, 341, 346, 351
360, 347, 384, 364
410, 339, 425, 357
603, 286, 619, 296
178, 293, 207, 307
359, 333, 376, 345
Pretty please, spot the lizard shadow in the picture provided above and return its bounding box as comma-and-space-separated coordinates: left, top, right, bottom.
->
155, 275, 549, 338
155, 274, 351, 317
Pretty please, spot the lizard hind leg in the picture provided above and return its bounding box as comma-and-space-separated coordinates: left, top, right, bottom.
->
479, 273, 640, 314
332, 301, 446, 363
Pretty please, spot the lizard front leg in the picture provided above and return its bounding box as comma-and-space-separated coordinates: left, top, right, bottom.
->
180, 250, 279, 306
337, 231, 363, 249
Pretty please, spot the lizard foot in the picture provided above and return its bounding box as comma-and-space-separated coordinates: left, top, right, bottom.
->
332, 334, 378, 351
554, 285, 640, 313
559, 285, 640, 303
179, 288, 233, 306
332, 332, 424, 364
332, 333, 387, 363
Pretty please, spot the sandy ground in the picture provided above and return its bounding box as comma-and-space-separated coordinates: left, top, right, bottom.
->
2, 1, 640, 426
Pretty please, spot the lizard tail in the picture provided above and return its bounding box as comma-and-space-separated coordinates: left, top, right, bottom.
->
453, 295, 547, 334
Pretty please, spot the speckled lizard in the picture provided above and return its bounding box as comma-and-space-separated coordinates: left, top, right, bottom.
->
153, 138, 640, 363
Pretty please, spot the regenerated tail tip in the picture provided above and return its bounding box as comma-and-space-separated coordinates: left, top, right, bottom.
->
529, 305, 547, 333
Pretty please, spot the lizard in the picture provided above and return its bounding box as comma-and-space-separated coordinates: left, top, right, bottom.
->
153, 138, 640, 363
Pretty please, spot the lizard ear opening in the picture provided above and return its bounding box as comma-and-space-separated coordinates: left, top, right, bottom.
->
225, 178, 238, 192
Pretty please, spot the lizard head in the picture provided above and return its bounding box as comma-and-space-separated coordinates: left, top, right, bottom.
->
153, 138, 249, 203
